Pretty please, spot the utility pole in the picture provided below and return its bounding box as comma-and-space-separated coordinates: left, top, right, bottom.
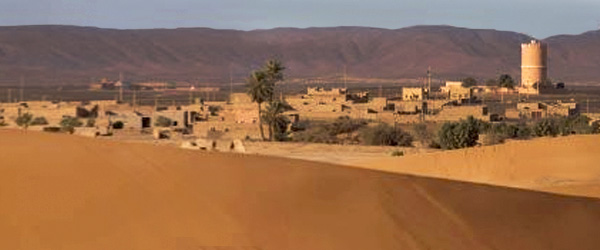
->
587, 98, 590, 114
19, 76, 24, 102
229, 65, 233, 98
189, 85, 194, 105
132, 90, 137, 111
344, 65, 348, 89
7, 88, 11, 103
118, 72, 124, 103
427, 66, 432, 99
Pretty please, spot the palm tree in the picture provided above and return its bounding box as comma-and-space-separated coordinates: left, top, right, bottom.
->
247, 59, 286, 141
262, 100, 291, 141
246, 70, 272, 140
263, 59, 285, 84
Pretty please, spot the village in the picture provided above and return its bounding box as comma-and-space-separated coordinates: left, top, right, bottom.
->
0, 40, 598, 155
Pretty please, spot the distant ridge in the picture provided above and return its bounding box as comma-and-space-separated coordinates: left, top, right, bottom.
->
0, 25, 598, 85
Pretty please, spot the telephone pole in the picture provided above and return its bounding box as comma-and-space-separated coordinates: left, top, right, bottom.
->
118, 72, 124, 103
19, 76, 24, 102
587, 98, 590, 114
229, 65, 233, 97
427, 66, 432, 99
344, 65, 348, 89
7, 88, 12, 103
132, 90, 137, 111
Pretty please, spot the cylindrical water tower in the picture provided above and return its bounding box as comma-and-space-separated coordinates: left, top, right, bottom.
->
521, 40, 547, 94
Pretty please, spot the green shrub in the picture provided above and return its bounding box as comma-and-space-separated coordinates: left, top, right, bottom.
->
592, 121, 600, 134
154, 116, 172, 127
437, 116, 482, 150
561, 115, 596, 135
112, 121, 124, 129
291, 116, 366, 144
390, 150, 404, 157
208, 105, 222, 116
360, 124, 413, 146
60, 117, 83, 133
15, 113, 33, 128
515, 123, 532, 139
292, 126, 340, 144
43, 127, 61, 133
86, 119, 96, 127
412, 122, 433, 146
30, 116, 49, 126
532, 118, 559, 137
328, 116, 367, 135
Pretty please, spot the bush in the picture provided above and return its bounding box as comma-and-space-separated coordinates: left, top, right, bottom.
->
208, 105, 222, 116
291, 116, 366, 144
292, 126, 341, 144
560, 115, 596, 135
271, 115, 290, 142
328, 116, 367, 135
154, 116, 172, 127
31, 116, 49, 126
15, 113, 33, 128
532, 118, 559, 137
43, 126, 61, 133
360, 124, 413, 146
60, 116, 83, 133
86, 119, 96, 127
412, 122, 433, 146
112, 121, 124, 129
437, 116, 482, 150
390, 150, 404, 157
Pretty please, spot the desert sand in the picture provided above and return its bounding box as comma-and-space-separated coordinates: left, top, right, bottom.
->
1, 130, 600, 250
349, 135, 600, 198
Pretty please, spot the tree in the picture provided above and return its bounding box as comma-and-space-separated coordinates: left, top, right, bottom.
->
246, 71, 271, 140
246, 59, 286, 141
498, 74, 515, 89
262, 100, 291, 141
15, 113, 33, 129
462, 77, 477, 88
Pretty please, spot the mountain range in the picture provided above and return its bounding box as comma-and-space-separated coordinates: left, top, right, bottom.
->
0, 25, 598, 86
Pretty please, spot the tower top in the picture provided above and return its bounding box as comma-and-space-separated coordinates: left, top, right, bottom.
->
522, 40, 546, 48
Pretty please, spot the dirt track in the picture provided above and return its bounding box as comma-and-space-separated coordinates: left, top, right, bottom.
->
1, 130, 599, 250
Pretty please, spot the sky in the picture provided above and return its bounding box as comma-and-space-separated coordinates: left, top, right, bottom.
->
0, 0, 599, 38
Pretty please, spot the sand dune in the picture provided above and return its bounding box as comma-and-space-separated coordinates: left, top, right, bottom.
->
351, 135, 600, 198
1, 130, 600, 250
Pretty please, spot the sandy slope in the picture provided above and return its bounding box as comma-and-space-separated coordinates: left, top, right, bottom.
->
349, 135, 600, 198
1, 130, 600, 250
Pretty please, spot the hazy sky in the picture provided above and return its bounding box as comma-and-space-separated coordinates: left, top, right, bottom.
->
1, 0, 599, 38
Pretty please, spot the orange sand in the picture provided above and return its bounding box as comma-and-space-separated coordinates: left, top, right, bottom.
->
1, 130, 599, 250
350, 135, 600, 198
